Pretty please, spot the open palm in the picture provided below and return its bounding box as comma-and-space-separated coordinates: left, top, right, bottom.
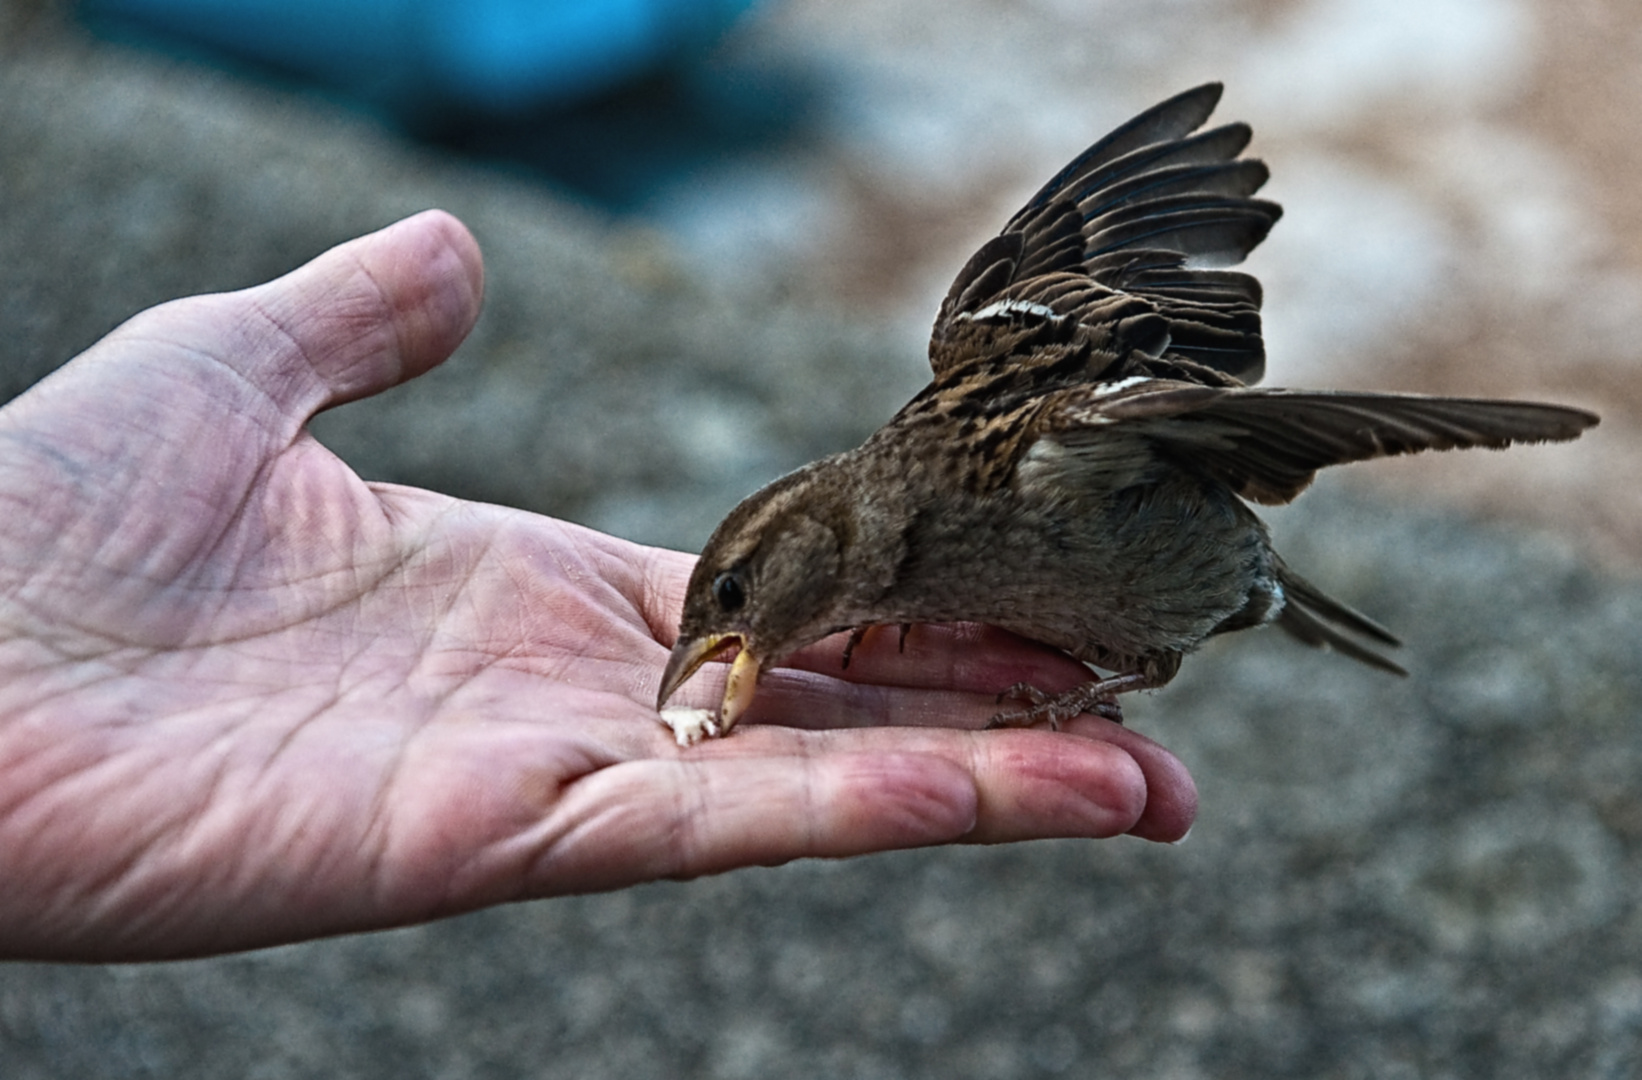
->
0, 212, 1193, 961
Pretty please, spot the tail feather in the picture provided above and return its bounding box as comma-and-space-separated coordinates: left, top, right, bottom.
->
1274, 561, 1407, 676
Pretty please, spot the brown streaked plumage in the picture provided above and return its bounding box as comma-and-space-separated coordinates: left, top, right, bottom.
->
656, 83, 1599, 741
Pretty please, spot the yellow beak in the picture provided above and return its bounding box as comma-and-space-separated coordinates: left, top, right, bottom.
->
657, 635, 764, 735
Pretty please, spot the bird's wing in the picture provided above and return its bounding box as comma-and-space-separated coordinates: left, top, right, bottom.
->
929, 83, 1281, 387
1036, 380, 1600, 505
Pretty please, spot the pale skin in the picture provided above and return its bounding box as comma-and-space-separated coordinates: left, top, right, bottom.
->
0, 210, 1195, 962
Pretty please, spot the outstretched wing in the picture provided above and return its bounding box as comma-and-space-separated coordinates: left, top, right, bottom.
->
1037, 379, 1600, 505
929, 84, 1281, 387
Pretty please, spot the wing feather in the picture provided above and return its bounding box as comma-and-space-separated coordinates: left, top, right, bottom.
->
1009, 83, 1229, 226
931, 83, 1280, 387
1045, 382, 1600, 504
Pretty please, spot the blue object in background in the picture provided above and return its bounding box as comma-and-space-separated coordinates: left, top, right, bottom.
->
82, 0, 763, 115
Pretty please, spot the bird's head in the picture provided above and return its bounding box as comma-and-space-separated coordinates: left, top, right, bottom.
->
657, 463, 856, 733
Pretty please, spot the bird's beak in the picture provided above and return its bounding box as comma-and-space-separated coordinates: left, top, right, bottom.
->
657, 634, 764, 735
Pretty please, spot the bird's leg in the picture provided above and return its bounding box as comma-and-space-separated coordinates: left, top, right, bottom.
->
840, 623, 916, 669
987, 672, 1151, 730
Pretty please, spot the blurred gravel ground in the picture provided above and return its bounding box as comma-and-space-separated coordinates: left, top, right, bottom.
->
3, 1, 1641, 1077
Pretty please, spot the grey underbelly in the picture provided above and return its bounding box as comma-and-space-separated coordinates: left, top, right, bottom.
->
879, 475, 1276, 659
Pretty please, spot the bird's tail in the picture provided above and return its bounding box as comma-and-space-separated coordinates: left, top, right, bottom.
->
1273, 558, 1407, 675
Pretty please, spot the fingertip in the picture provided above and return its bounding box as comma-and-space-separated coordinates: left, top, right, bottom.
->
323, 209, 486, 399
378, 210, 486, 381
1063, 719, 1198, 843
965, 731, 1149, 843
234, 209, 487, 414
1128, 752, 1197, 843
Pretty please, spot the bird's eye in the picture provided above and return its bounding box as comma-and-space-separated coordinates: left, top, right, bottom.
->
712, 571, 747, 613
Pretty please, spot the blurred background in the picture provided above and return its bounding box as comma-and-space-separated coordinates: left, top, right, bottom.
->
3, 0, 1641, 1076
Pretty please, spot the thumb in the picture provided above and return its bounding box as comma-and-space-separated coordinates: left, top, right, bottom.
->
241, 209, 486, 412
102, 209, 485, 421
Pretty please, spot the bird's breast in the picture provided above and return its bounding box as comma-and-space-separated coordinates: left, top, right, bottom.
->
873, 460, 1277, 663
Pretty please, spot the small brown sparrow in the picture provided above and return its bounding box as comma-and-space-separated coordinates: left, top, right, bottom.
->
655, 83, 1598, 743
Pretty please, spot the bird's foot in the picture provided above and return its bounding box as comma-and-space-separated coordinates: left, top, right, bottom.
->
840, 623, 914, 669
986, 673, 1150, 730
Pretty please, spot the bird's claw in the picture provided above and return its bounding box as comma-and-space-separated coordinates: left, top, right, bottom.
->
986, 676, 1143, 729
840, 627, 867, 669
840, 623, 915, 669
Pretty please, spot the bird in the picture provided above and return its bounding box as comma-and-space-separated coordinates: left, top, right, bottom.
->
654, 82, 1599, 744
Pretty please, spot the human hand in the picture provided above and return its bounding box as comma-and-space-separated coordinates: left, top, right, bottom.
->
0, 211, 1195, 961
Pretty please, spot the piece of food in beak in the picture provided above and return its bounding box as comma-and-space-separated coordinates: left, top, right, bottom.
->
657, 707, 719, 747
656, 635, 763, 740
